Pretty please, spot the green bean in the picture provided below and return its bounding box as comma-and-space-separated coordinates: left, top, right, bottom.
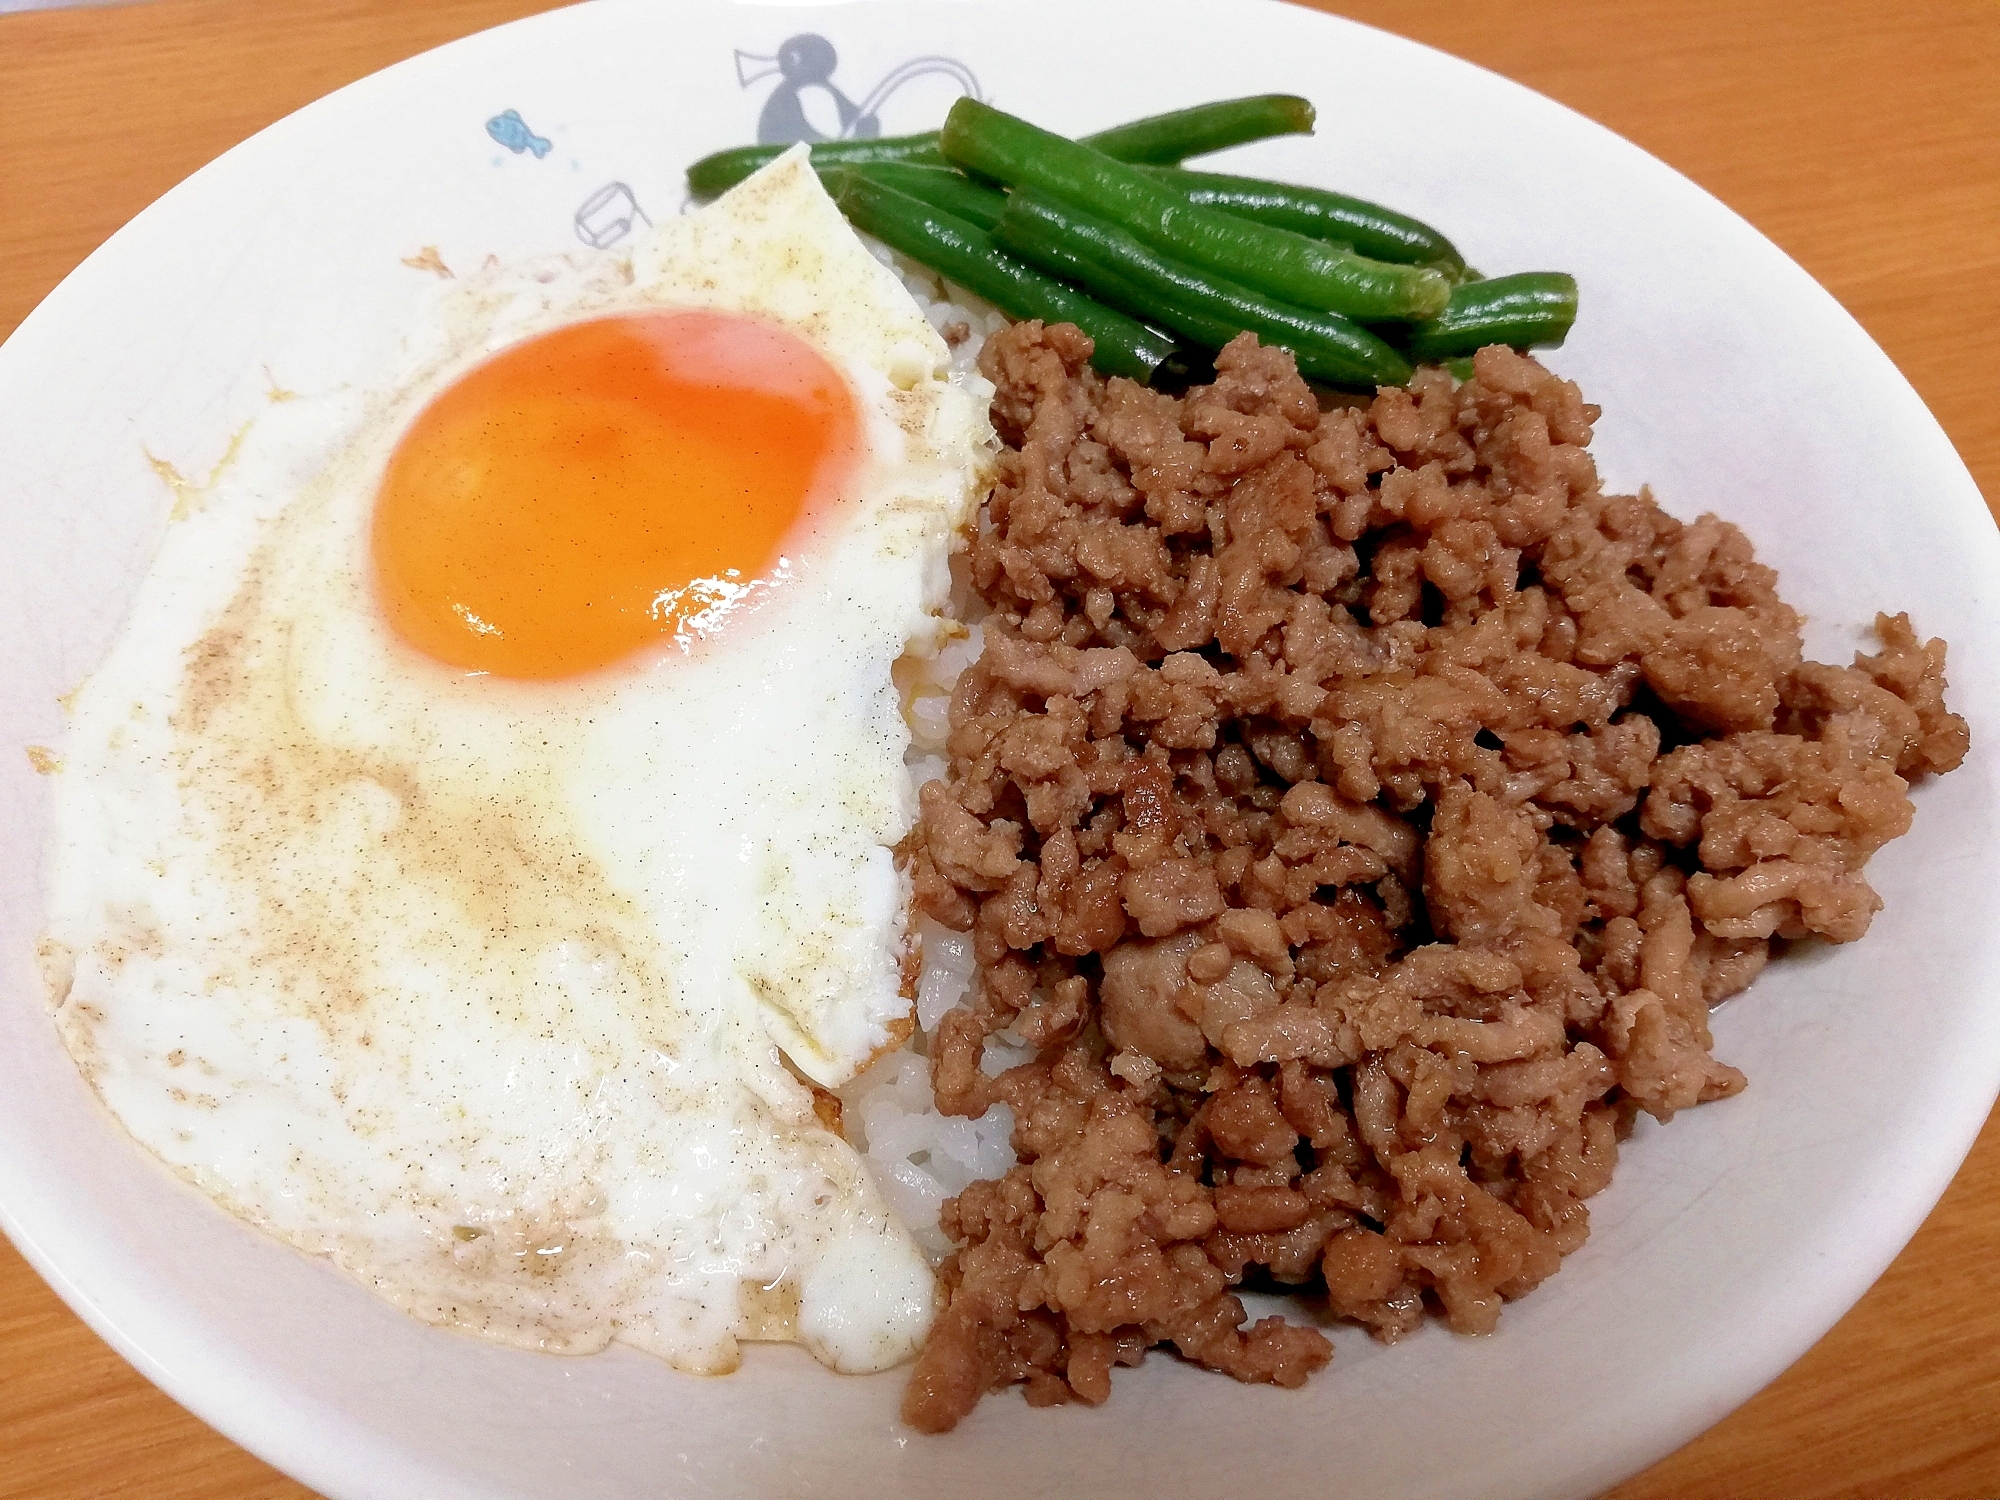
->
689, 95, 1312, 199
825, 170, 1183, 385
996, 188, 1411, 390
1137, 165, 1463, 271
837, 163, 1006, 231
941, 100, 1450, 320
687, 134, 945, 199
1396, 272, 1578, 361
1077, 94, 1314, 165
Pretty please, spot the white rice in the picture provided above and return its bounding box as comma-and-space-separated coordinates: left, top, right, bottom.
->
839, 250, 1022, 1262
847, 616, 1028, 1263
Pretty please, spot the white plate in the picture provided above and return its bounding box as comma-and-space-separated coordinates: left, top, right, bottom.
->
2, 2, 1997, 1497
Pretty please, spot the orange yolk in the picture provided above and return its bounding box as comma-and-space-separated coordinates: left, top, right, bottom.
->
371, 309, 862, 679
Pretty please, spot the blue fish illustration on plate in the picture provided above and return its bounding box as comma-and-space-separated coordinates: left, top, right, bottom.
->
486, 108, 552, 158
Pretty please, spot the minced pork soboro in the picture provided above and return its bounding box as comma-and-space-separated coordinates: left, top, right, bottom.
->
895, 325, 1968, 1432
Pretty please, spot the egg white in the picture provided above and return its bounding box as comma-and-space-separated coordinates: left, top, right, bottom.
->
39, 150, 996, 1375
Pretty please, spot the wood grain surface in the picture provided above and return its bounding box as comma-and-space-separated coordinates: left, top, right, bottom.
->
2, 1, 1996, 1497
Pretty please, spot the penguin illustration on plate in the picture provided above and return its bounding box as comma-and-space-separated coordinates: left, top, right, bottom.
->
733, 33, 981, 145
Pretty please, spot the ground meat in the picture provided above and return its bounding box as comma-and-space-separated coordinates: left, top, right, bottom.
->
898, 327, 1968, 1433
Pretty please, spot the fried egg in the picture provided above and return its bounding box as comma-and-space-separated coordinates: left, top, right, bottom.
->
39, 150, 995, 1375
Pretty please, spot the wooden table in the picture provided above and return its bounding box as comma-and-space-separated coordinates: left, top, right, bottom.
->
2, 0, 1996, 1495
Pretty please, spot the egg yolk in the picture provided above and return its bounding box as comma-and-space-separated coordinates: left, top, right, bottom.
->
371, 309, 862, 679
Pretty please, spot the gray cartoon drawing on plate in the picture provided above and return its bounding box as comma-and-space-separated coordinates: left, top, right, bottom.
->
575, 182, 651, 250
734, 34, 981, 145
481, 32, 976, 253
486, 109, 552, 158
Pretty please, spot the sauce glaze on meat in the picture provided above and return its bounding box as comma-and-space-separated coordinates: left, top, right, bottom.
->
901, 325, 1968, 1432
